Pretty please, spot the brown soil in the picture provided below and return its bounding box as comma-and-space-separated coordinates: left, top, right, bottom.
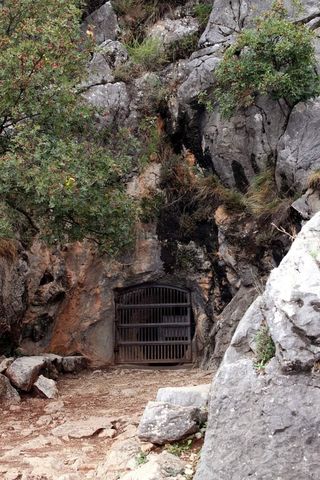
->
0, 367, 213, 480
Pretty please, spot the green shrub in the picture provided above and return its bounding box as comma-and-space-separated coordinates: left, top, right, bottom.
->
215, 1, 320, 118
255, 325, 276, 370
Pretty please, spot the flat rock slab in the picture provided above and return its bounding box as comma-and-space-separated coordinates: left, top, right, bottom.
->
0, 373, 20, 403
34, 375, 58, 399
138, 401, 200, 445
156, 384, 211, 409
52, 416, 113, 439
5, 356, 48, 391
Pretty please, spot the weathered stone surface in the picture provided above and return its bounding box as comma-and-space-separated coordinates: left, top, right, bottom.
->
202, 286, 258, 368
148, 17, 199, 46
156, 384, 210, 409
82, 1, 118, 45
200, 0, 320, 48
292, 189, 320, 221
262, 213, 320, 371
52, 416, 113, 439
203, 96, 290, 189
0, 373, 20, 403
5, 356, 47, 391
121, 451, 186, 480
61, 356, 87, 373
83, 82, 129, 126
34, 375, 58, 399
0, 357, 14, 373
138, 401, 200, 445
86, 40, 128, 86
94, 437, 141, 480
0, 252, 28, 355
277, 98, 320, 191
195, 213, 320, 480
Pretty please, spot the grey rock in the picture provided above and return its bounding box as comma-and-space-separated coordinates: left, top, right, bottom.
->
262, 212, 320, 370
292, 189, 320, 221
61, 356, 87, 373
156, 384, 210, 409
0, 357, 14, 373
82, 1, 118, 45
0, 373, 20, 403
204, 286, 258, 368
5, 356, 47, 391
148, 17, 199, 47
277, 98, 320, 192
137, 401, 200, 445
86, 40, 128, 86
121, 451, 186, 480
200, 0, 320, 48
203, 96, 290, 189
83, 82, 129, 126
94, 436, 141, 480
195, 213, 320, 480
34, 375, 58, 399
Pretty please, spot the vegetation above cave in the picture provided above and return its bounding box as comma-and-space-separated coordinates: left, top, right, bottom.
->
215, 0, 320, 118
0, 0, 138, 255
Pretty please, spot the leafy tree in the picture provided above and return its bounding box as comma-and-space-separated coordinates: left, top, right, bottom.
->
215, 1, 320, 118
0, 0, 137, 254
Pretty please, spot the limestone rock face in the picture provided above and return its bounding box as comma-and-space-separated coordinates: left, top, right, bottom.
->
0, 373, 20, 403
277, 98, 320, 191
138, 401, 200, 445
82, 1, 118, 45
148, 17, 199, 46
195, 213, 320, 480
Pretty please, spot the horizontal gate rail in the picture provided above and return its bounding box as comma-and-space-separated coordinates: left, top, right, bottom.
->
115, 284, 193, 364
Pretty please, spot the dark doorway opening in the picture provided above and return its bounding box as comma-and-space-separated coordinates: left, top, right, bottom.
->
114, 284, 193, 364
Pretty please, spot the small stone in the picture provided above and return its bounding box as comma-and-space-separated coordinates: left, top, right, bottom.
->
34, 375, 58, 399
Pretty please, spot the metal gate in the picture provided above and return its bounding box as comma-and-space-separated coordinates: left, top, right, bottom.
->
115, 284, 193, 364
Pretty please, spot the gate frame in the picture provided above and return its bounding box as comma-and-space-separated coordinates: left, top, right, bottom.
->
114, 283, 193, 365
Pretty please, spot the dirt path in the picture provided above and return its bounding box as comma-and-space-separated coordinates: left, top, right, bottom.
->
0, 367, 213, 480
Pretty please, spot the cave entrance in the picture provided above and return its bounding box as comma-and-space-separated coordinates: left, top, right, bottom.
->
114, 284, 193, 364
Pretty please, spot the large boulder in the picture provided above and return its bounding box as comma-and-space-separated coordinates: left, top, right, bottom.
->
195, 213, 320, 480
5, 356, 48, 391
0, 373, 20, 403
137, 401, 201, 445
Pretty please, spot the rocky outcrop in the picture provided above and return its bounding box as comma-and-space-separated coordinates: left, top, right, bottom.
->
83, 1, 118, 44
277, 98, 320, 191
195, 213, 320, 480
